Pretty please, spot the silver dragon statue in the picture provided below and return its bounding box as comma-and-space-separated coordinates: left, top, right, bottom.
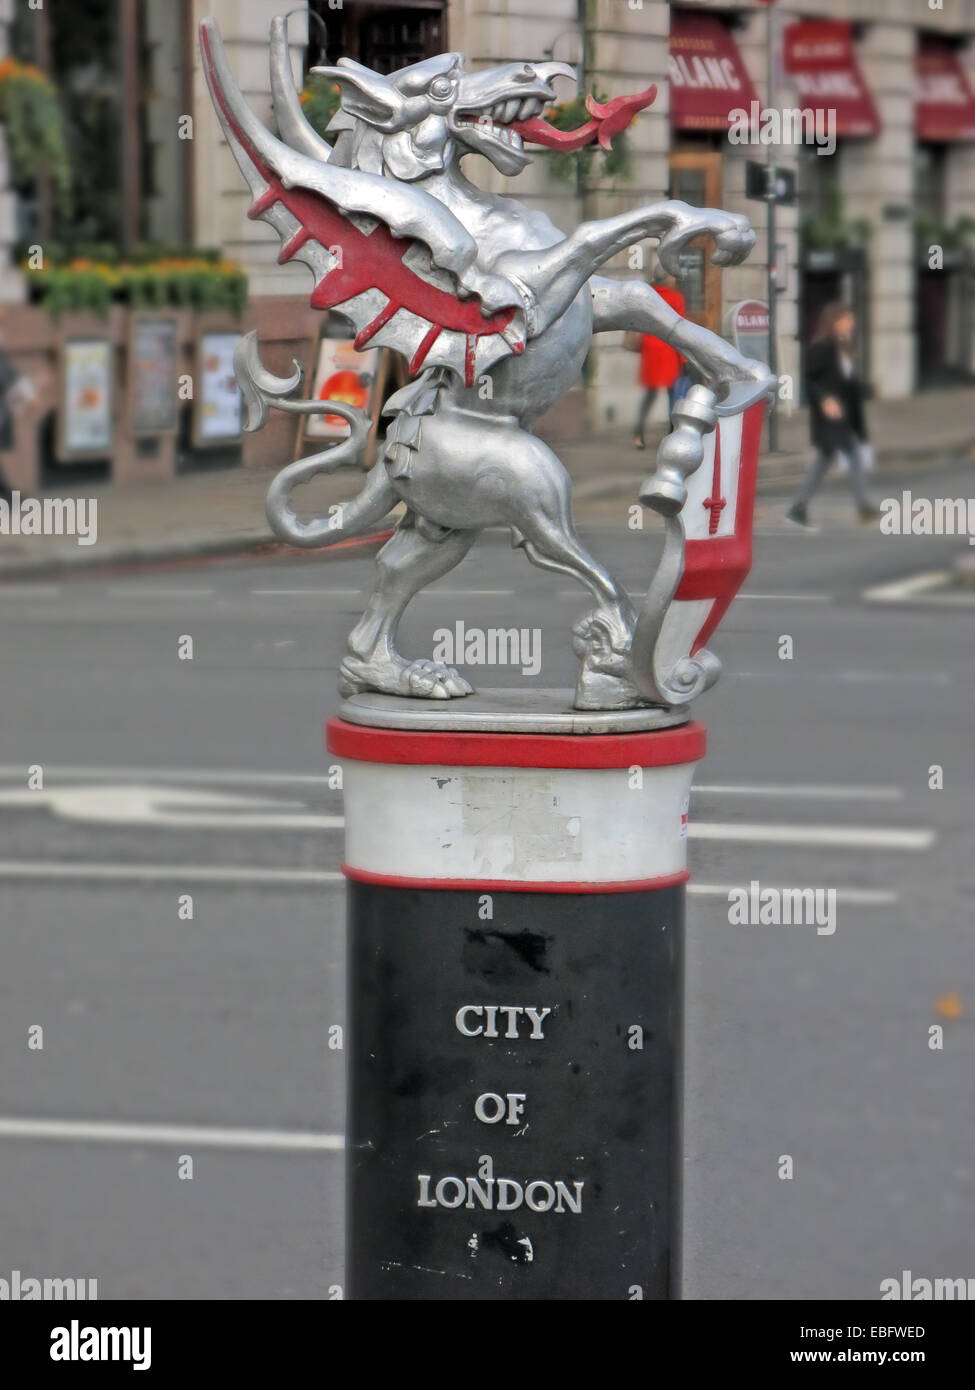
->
201, 16, 775, 712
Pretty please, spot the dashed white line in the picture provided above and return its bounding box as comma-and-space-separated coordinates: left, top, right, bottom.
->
0, 1117, 343, 1152
689, 823, 933, 851
694, 783, 903, 802
688, 884, 898, 905
735, 671, 952, 686
250, 588, 361, 596
0, 861, 344, 884
0, 584, 62, 598
735, 593, 830, 602
863, 571, 949, 603
420, 589, 514, 598
107, 587, 214, 599
0, 765, 336, 786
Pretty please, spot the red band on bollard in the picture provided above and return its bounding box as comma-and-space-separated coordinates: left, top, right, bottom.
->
326, 717, 706, 768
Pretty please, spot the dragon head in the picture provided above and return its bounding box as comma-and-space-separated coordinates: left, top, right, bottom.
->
313, 52, 576, 180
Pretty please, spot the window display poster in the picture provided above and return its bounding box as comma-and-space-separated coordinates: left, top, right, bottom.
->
197, 332, 243, 442
305, 334, 379, 441
130, 316, 179, 435
61, 339, 114, 458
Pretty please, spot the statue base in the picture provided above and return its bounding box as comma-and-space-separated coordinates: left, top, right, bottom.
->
339, 686, 688, 735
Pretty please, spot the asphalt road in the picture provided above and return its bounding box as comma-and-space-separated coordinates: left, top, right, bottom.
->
1, 462, 973, 1300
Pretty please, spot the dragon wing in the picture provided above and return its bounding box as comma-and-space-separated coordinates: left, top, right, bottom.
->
200, 20, 527, 387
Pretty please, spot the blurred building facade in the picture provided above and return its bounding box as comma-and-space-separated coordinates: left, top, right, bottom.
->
1, 0, 974, 483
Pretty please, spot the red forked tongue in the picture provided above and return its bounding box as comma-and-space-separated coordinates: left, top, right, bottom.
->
510, 85, 657, 151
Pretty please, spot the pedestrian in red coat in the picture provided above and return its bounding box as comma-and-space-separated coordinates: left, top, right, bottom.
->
633, 279, 687, 449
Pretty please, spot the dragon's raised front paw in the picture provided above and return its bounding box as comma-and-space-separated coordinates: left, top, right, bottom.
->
657, 209, 755, 278
710, 213, 755, 267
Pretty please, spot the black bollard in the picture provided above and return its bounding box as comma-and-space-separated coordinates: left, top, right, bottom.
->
328, 715, 705, 1301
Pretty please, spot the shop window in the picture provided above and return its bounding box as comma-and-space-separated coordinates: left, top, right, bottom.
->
310, 0, 447, 74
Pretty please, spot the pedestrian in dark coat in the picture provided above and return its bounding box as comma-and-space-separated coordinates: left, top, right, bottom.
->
787, 302, 879, 529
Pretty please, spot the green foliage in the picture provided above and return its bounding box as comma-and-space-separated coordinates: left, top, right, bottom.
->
25, 249, 248, 318
800, 186, 872, 250
0, 58, 71, 202
914, 212, 975, 251
542, 90, 632, 187
299, 75, 342, 143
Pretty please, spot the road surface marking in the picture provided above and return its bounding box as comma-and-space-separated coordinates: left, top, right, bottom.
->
735, 593, 830, 602
0, 785, 929, 846
689, 823, 933, 850
694, 783, 903, 801
0, 767, 912, 806
0, 764, 337, 786
688, 884, 897, 905
251, 587, 361, 596
0, 859, 918, 888
420, 589, 514, 598
0, 861, 344, 883
735, 671, 952, 686
0, 785, 343, 831
863, 571, 949, 603
108, 586, 215, 599
0, 1117, 343, 1152
0, 584, 62, 598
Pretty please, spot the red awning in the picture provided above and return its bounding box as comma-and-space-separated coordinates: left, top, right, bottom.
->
916, 38, 975, 142
783, 20, 880, 138
669, 11, 759, 131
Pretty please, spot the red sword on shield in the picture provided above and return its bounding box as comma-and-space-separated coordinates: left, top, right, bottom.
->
702, 426, 726, 535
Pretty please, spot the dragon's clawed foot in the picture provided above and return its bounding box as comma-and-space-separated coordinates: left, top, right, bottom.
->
340, 655, 474, 700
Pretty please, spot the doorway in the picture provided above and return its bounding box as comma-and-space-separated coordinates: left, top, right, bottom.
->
669, 150, 724, 335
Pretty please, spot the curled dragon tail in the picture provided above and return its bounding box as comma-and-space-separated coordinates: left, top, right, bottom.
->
235, 330, 397, 549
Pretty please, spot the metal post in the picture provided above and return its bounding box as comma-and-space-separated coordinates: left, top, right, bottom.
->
766, 2, 779, 453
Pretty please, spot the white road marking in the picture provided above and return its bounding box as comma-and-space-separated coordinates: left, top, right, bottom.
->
107, 587, 215, 598
735, 671, 952, 686
0, 1116, 343, 1152
420, 589, 514, 598
250, 588, 362, 596
0, 790, 929, 849
694, 783, 903, 801
0, 765, 336, 786
688, 884, 897, 905
689, 823, 933, 850
0, 584, 62, 598
735, 593, 830, 602
0, 765, 907, 802
0, 861, 344, 883
0, 785, 342, 831
863, 571, 949, 603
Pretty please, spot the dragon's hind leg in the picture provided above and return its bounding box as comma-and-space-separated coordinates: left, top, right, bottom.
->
499, 438, 648, 710
341, 517, 477, 700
